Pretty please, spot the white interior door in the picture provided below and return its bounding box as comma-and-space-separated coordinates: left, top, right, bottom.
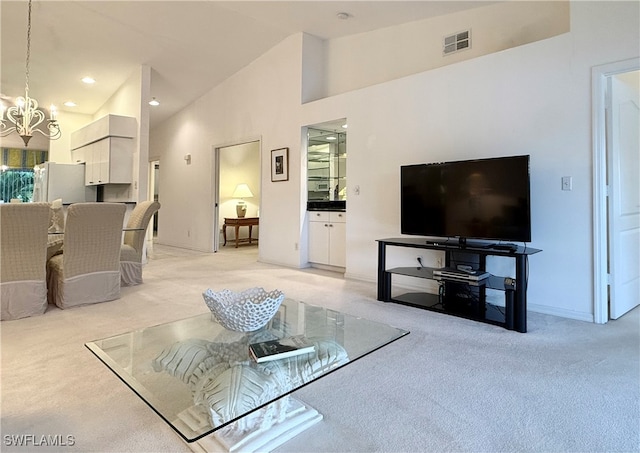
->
608, 72, 640, 319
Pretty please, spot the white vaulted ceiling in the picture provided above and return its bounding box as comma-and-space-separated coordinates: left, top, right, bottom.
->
0, 1, 496, 127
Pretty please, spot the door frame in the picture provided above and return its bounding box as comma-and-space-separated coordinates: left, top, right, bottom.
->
212, 147, 221, 252
591, 57, 640, 324
145, 160, 160, 256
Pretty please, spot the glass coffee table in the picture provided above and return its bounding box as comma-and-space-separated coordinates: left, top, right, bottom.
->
85, 299, 409, 452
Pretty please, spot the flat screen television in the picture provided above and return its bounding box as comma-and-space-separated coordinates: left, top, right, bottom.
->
400, 155, 531, 243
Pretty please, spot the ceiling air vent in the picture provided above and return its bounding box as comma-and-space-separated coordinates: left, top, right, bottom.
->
443, 30, 471, 56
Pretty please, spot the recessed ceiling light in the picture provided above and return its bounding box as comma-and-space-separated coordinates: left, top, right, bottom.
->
149, 98, 160, 106
81, 77, 96, 84
64, 101, 77, 107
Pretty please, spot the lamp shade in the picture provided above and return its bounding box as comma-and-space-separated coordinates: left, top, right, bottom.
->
232, 183, 254, 198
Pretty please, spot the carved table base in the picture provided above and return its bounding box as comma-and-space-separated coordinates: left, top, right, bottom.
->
179, 397, 322, 453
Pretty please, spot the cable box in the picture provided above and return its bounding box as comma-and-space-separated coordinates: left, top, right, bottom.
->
433, 268, 490, 282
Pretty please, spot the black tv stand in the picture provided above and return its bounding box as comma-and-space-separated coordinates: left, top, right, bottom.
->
376, 238, 541, 332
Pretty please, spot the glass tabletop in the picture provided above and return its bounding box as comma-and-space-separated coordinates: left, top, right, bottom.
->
85, 299, 409, 443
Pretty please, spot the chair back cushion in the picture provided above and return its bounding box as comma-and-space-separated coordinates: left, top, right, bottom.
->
1, 203, 50, 283
62, 203, 126, 278
1, 203, 50, 320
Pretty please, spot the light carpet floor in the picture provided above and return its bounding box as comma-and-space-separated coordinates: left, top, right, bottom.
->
1, 244, 638, 453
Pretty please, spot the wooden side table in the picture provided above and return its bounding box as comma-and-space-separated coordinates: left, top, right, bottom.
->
223, 217, 259, 248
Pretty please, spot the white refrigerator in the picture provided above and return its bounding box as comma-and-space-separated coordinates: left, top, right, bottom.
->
32, 162, 97, 203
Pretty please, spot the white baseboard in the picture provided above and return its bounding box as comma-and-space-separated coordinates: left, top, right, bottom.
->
528, 303, 594, 323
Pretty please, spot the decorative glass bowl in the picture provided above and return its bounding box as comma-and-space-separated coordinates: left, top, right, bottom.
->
202, 287, 285, 332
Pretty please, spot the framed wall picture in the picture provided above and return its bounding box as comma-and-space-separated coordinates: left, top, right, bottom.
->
271, 148, 289, 182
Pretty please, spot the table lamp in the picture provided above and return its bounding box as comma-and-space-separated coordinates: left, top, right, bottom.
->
232, 183, 254, 218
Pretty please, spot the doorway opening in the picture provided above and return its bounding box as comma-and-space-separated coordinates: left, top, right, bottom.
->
213, 141, 261, 252
592, 58, 640, 323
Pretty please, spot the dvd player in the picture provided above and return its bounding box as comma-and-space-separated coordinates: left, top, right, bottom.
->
433, 268, 490, 282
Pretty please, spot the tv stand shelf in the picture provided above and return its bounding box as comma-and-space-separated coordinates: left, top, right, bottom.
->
376, 238, 541, 332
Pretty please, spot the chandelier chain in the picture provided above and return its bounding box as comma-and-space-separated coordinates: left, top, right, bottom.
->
24, 0, 32, 96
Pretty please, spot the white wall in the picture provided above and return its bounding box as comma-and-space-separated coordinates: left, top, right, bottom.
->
322, 1, 569, 99
333, 36, 592, 318
94, 65, 151, 202
151, 35, 304, 261
48, 111, 93, 163
151, 1, 639, 322
16, 66, 151, 202
6, 68, 149, 181
321, 1, 639, 322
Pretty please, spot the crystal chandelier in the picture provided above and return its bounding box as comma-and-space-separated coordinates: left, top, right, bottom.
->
0, 0, 60, 146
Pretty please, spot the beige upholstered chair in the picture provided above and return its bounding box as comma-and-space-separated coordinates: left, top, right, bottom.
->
47, 202, 126, 309
120, 200, 160, 286
1, 203, 51, 320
